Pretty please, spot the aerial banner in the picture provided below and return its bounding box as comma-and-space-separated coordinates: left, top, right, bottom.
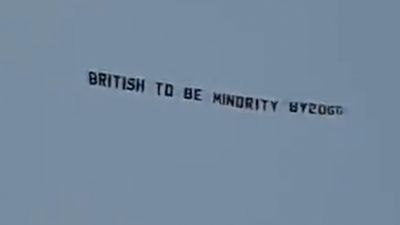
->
88, 69, 345, 117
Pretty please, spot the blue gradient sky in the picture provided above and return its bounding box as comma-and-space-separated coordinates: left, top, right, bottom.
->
1, 1, 399, 224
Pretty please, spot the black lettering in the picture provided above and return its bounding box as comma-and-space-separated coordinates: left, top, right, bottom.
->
300, 102, 308, 113
318, 104, 327, 115
213, 93, 223, 104
183, 87, 193, 100
336, 106, 344, 115
113, 75, 120, 89
107, 73, 112, 87
245, 97, 253, 110
98, 73, 107, 87
261, 99, 268, 111
165, 83, 173, 97
309, 103, 317, 114
194, 88, 202, 101
271, 100, 279, 112
121, 76, 127, 90
155, 82, 173, 97
289, 102, 298, 113
183, 87, 202, 101
137, 79, 145, 93
156, 82, 163, 95
235, 96, 244, 108
88, 71, 97, 85
254, 99, 260, 111
327, 106, 335, 115
226, 95, 235, 107
127, 78, 135, 91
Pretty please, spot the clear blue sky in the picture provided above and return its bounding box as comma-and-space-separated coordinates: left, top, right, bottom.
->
1, 0, 399, 224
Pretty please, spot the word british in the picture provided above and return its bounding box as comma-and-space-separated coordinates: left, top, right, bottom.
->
88, 70, 145, 93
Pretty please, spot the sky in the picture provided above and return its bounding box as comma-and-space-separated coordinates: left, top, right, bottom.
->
0, 0, 399, 224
